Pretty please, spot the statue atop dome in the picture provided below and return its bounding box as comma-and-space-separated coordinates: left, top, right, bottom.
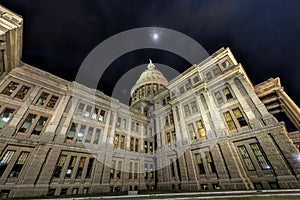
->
148, 59, 155, 70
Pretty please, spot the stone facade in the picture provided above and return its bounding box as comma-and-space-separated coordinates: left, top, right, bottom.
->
0, 5, 299, 199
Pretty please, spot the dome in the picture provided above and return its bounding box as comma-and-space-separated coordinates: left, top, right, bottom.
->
130, 60, 168, 103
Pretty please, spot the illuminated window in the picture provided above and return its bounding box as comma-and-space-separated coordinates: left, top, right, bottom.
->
223, 87, 233, 101
47, 95, 59, 108
1, 81, 19, 96
18, 114, 37, 133
120, 135, 125, 150
53, 155, 66, 178
197, 120, 206, 138
166, 133, 171, 146
85, 127, 94, 143
65, 156, 77, 178
76, 103, 85, 115
205, 152, 216, 174
188, 123, 196, 140
144, 164, 148, 179
92, 107, 98, 119
184, 105, 191, 116
191, 101, 198, 113
31, 116, 48, 135
144, 141, 148, 153
15, 86, 30, 100
0, 150, 15, 176
238, 145, 255, 171
98, 110, 105, 122
250, 143, 271, 170
36, 92, 49, 106
110, 161, 115, 179
233, 108, 248, 127
150, 164, 154, 179
76, 125, 86, 142
195, 153, 205, 174
66, 122, 77, 140
76, 157, 86, 179
9, 151, 30, 177
224, 112, 236, 130
84, 105, 92, 117
215, 91, 224, 104
0, 108, 15, 129
93, 128, 101, 144
149, 142, 153, 153
114, 134, 119, 148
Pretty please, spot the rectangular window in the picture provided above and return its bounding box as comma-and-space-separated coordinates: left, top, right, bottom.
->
76, 157, 86, 179
0, 108, 15, 129
36, 92, 49, 106
144, 164, 148, 179
205, 152, 216, 174
1, 81, 19, 96
195, 153, 205, 174
67, 122, 77, 140
193, 75, 200, 83
223, 87, 233, 101
114, 134, 119, 148
110, 161, 115, 179
169, 113, 174, 125
53, 155, 66, 178
144, 141, 148, 153
224, 112, 236, 130
15, 86, 30, 100
165, 116, 169, 127
166, 132, 171, 146
212, 67, 221, 76
47, 96, 59, 108
65, 156, 77, 178
170, 160, 175, 177
92, 107, 99, 120
250, 143, 271, 170
184, 105, 191, 116
0, 150, 15, 176
84, 105, 92, 117
116, 161, 122, 179
172, 131, 177, 143
215, 91, 224, 104
197, 120, 206, 138
238, 145, 255, 171
135, 139, 139, 152
150, 164, 154, 179
149, 142, 153, 153
117, 117, 121, 128
206, 72, 213, 80
93, 128, 101, 144
179, 86, 185, 94
122, 118, 127, 129
233, 108, 248, 127
191, 101, 198, 113
85, 127, 94, 143
76, 103, 85, 115
134, 163, 138, 179
9, 151, 29, 177
188, 123, 196, 140
31, 116, 48, 135
130, 137, 134, 151
76, 125, 86, 141
120, 135, 125, 150
129, 162, 133, 179
18, 114, 37, 133
85, 158, 95, 178
98, 110, 105, 122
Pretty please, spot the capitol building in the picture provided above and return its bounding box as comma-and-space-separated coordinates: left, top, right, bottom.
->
0, 5, 299, 198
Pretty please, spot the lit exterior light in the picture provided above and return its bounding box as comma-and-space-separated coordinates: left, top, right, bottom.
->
153, 33, 159, 40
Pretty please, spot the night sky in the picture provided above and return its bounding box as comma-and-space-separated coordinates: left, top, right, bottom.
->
1, 0, 300, 105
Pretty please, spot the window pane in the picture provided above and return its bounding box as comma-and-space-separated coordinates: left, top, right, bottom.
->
99, 110, 105, 121
84, 105, 92, 117
0, 150, 15, 176
92, 107, 99, 119
223, 87, 233, 101
85, 127, 94, 143
238, 145, 255, 170
53, 155, 66, 178
250, 143, 271, 170
47, 96, 59, 108
76, 103, 85, 115
191, 101, 198, 113
85, 158, 94, 179
1, 82, 19, 96
212, 67, 221, 76
9, 151, 29, 177
233, 108, 248, 127
15, 86, 30, 100
184, 105, 191, 116
224, 112, 236, 130
76, 125, 86, 141
93, 128, 101, 144
0, 108, 15, 128
36, 92, 49, 106
65, 156, 77, 178
215, 91, 224, 104
31, 116, 48, 135
197, 120, 206, 138
18, 114, 37, 133
188, 123, 196, 140
67, 122, 77, 140
76, 157, 86, 179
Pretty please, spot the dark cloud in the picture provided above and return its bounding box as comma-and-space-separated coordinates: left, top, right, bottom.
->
1, 0, 299, 105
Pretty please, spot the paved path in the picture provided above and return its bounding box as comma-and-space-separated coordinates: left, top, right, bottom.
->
41, 189, 300, 200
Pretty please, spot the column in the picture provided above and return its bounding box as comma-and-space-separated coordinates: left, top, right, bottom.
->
172, 106, 183, 146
